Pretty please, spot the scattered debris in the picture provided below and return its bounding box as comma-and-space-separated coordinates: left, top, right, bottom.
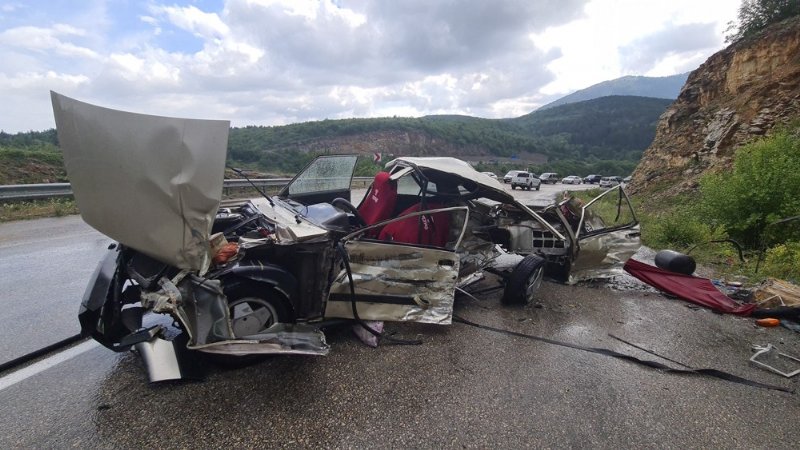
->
623, 259, 757, 315
755, 278, 800, 308
750, 344, 800, 378
654, 249, 696, 275
755, 318, 781, 327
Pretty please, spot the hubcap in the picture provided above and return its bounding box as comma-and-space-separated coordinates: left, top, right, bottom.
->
229, 297, 278, 337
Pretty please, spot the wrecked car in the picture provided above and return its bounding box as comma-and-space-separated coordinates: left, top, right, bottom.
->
51, 92, 639, 382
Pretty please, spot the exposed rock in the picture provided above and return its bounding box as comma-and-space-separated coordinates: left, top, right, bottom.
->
266, 129, 548, 165
630, 16, 800, 198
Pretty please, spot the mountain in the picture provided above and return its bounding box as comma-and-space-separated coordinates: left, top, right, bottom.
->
539, 73, 689, 110
225, 95, 672, 174
631, 16, 800, 197
508, 96, 672, 161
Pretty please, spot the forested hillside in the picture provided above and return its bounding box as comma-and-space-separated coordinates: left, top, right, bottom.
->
227, 95, 671, 175
1, 94, 671, 183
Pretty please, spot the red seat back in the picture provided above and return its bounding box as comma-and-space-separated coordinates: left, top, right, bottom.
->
358, 172, 397, 227
378, 203, 451, 247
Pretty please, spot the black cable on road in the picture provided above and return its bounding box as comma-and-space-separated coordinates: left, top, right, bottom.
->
0, 333, 86, 375
608, 333, 693, 369
453, 315, 793, 394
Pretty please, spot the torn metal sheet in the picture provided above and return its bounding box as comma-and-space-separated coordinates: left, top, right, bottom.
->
51, 91, 229, 271
197, 323, 330, 356
326, 241, 459, 324
570, 225, 642, 283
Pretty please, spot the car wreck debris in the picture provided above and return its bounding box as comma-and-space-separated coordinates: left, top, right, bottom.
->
750, 344, 800, 378
53, 92, 642, 382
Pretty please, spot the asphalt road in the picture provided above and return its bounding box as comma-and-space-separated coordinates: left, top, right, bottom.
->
2, 181, 798, 448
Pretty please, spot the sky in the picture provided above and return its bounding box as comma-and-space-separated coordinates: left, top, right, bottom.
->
0, 0, 740, 133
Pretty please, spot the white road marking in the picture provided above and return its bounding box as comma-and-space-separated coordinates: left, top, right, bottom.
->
0, 340, 100, 392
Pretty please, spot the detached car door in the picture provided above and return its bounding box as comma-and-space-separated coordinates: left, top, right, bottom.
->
278, 155, 357, 205
570, 186, 641, 279
324, 207, 467, 325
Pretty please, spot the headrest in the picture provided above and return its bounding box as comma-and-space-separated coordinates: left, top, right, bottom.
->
374, 171, 391, 184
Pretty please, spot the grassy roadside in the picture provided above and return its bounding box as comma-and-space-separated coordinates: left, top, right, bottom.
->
0, 198, 80, 222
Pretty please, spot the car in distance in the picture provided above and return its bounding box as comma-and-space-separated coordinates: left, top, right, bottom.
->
561, 175, 582, 185
622, 175, 632, 184
503, 170, 525, 183
539, 172, 560, 184
511, 171, 541, 190
583, 174, 602, 184
481, 171, 498, 179
599, 176, 622, 188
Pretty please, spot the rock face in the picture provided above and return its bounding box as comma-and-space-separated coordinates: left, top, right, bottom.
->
271, 129, 548, 164
630, 17, 800, 196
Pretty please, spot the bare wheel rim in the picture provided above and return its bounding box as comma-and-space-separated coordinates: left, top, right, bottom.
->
229, 297, 279, 337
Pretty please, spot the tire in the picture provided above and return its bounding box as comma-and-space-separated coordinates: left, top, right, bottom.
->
535, 185, 540, 191
511, 185, 516, 190
209, 281, 293, 367
501, 254, 546, 305
224, 282, 292, 337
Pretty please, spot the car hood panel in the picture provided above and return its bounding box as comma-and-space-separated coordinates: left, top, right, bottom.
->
51, 92, 230, 271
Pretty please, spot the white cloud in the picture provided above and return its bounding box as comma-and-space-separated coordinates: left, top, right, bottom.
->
151, 4, 230, 38
0, 25, 98, 59
0, 0, 741, 132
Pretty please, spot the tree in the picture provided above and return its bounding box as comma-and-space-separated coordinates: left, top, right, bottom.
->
700, 125, 800, 247
725, 0, 800, 43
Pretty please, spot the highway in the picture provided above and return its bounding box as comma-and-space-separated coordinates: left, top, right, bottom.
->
2, 181, 798, 448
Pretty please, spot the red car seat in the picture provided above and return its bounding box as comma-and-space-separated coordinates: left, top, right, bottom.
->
378, 203, 451, 247
358, 172, 397, 225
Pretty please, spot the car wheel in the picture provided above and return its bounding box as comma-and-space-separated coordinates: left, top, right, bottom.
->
501, 255, 545, 305
511, 185, 516, 190
536, 185, 540, 191
210, 281, 292, 366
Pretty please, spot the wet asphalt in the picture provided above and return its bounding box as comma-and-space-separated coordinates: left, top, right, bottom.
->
1, 182, 799, 448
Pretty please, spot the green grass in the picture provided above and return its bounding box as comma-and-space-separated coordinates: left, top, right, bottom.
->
0, 198, 79, 222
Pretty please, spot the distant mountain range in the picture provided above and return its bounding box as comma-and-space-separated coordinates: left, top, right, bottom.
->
539, 73, 689, 110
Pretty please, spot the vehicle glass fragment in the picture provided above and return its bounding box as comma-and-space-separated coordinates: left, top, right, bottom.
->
285, 155, 357, 196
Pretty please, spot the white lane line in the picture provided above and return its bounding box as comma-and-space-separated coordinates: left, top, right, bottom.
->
0, 340, 100, 392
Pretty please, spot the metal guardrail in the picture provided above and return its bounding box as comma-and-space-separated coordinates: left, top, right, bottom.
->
0, 177, 374, 202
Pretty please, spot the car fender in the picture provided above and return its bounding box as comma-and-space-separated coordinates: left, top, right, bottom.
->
217, 262, 299, 303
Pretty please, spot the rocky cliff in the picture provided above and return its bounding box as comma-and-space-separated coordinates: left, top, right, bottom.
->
268, 129, 548, 164
630, 16, 800, 196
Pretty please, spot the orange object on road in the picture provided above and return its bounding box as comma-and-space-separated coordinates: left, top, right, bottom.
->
756, 318, 780, 327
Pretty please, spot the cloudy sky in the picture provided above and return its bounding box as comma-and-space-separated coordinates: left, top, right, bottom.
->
0, 0, 739, 133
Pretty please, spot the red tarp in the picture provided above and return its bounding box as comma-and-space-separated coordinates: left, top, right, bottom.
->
623, 259, 757, 316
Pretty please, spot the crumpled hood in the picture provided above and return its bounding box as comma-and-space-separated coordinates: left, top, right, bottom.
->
51, 92, 230, 271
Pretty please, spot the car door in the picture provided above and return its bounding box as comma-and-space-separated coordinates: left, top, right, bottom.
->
324, 206, 468, 325
278, 155, 358, 205
569, 186, 641, 279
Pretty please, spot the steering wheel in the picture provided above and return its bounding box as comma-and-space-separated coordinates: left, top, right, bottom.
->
331, 198, 367, 228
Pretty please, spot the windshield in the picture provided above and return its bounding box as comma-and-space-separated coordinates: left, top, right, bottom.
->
280, 155, 357, 197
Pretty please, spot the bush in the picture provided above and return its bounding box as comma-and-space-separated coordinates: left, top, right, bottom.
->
700, 126, 800, 248
643, 207, 716, 249
760, 241, 800, 280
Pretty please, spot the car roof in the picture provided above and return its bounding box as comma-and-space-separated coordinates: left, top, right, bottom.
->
386, 157, 512, 202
